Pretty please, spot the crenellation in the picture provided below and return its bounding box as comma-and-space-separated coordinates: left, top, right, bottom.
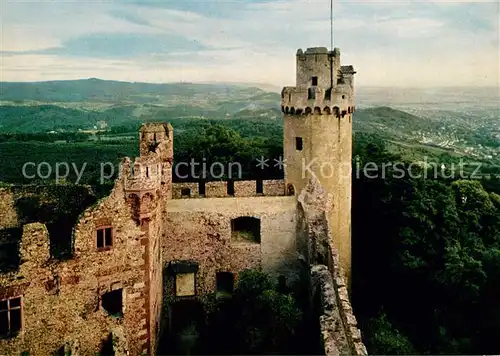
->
171, 180, 285, 199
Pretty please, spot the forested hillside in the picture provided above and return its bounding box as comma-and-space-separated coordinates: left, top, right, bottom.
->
1, 79, 499, 354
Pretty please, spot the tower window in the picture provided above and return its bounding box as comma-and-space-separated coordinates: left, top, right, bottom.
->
0, 296, 22, 338
325, 89, 332, 101
308, 88, 315, 100
96, 227, 112, 250
295, 137, 303, 151
312, 76, 318, 86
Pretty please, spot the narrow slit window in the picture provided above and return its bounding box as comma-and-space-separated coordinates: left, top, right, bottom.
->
295, 137, 303, 151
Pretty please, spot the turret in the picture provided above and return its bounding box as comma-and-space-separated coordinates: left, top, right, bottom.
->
282, 47, 355, 118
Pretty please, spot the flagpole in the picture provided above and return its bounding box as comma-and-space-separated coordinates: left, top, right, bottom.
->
330, 0, 334, 50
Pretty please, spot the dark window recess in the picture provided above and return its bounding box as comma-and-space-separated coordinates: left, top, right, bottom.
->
181, 188, 190, 197
216, 272, 234, 295
325, 88, 332, 101
97, 228, 112, 249
199, 181, 206, 196
102, 289, 123, 317
231, 217, 261, 243
256, 180, 263, 194
312, 76, 318, 86
296, 137, 303, 151
308, 87, 315, 100
227, 180, 235, 196
0, 297, 22, 338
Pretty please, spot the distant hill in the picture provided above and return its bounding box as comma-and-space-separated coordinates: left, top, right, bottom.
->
0, 79, 284, 132
353, 106, 440, 139
1, 79, 496, 155
0, 78, 280, 105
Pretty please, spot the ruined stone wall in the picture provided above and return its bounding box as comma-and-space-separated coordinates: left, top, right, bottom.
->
171, 180, 285, 199
146, 212, 164, 355
0, 172, 159, 355
0, 188, 18, 229
297, 177, 366, 356
163, 196, 298, 297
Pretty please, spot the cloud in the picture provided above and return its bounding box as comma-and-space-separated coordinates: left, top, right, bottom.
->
1, 0, 498, 87
3, 33, 207, 59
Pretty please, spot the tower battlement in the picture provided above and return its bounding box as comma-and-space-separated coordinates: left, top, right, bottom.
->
281, 86, 354, 116
284, 47, 356, 113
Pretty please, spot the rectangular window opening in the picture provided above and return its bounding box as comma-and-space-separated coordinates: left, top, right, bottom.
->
216, 272, 234, 298
101, 289, 123, 318
312, 76, 318, 86
308, 87, 315, 100
0, 296, 22, 338
325, 88, 332, 101
295, 137, 303, 151
97, 227, 113, 250
175, 273, 196, 297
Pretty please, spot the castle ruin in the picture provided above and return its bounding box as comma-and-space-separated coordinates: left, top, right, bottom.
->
0, 48, 366, 355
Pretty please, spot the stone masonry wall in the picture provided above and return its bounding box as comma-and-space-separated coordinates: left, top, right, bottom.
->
0, 170, 157, 355
171, 180, 285, 199
164, 195, 298, 296
297, 177, 366, 355
0, 188, 18, 229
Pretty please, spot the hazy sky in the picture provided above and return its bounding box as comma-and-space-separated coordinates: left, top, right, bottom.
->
1, 0, 499, 87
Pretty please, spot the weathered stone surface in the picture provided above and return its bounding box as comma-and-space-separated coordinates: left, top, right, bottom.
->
283, 47, 354, 284
0, 47, 366, 356
172, 179, 285, 199
164, 196, 298, 295
0, 188, 18, 229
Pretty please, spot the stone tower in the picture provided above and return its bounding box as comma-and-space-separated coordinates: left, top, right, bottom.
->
282, 47, 356, 285
122, 123, 173, 354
